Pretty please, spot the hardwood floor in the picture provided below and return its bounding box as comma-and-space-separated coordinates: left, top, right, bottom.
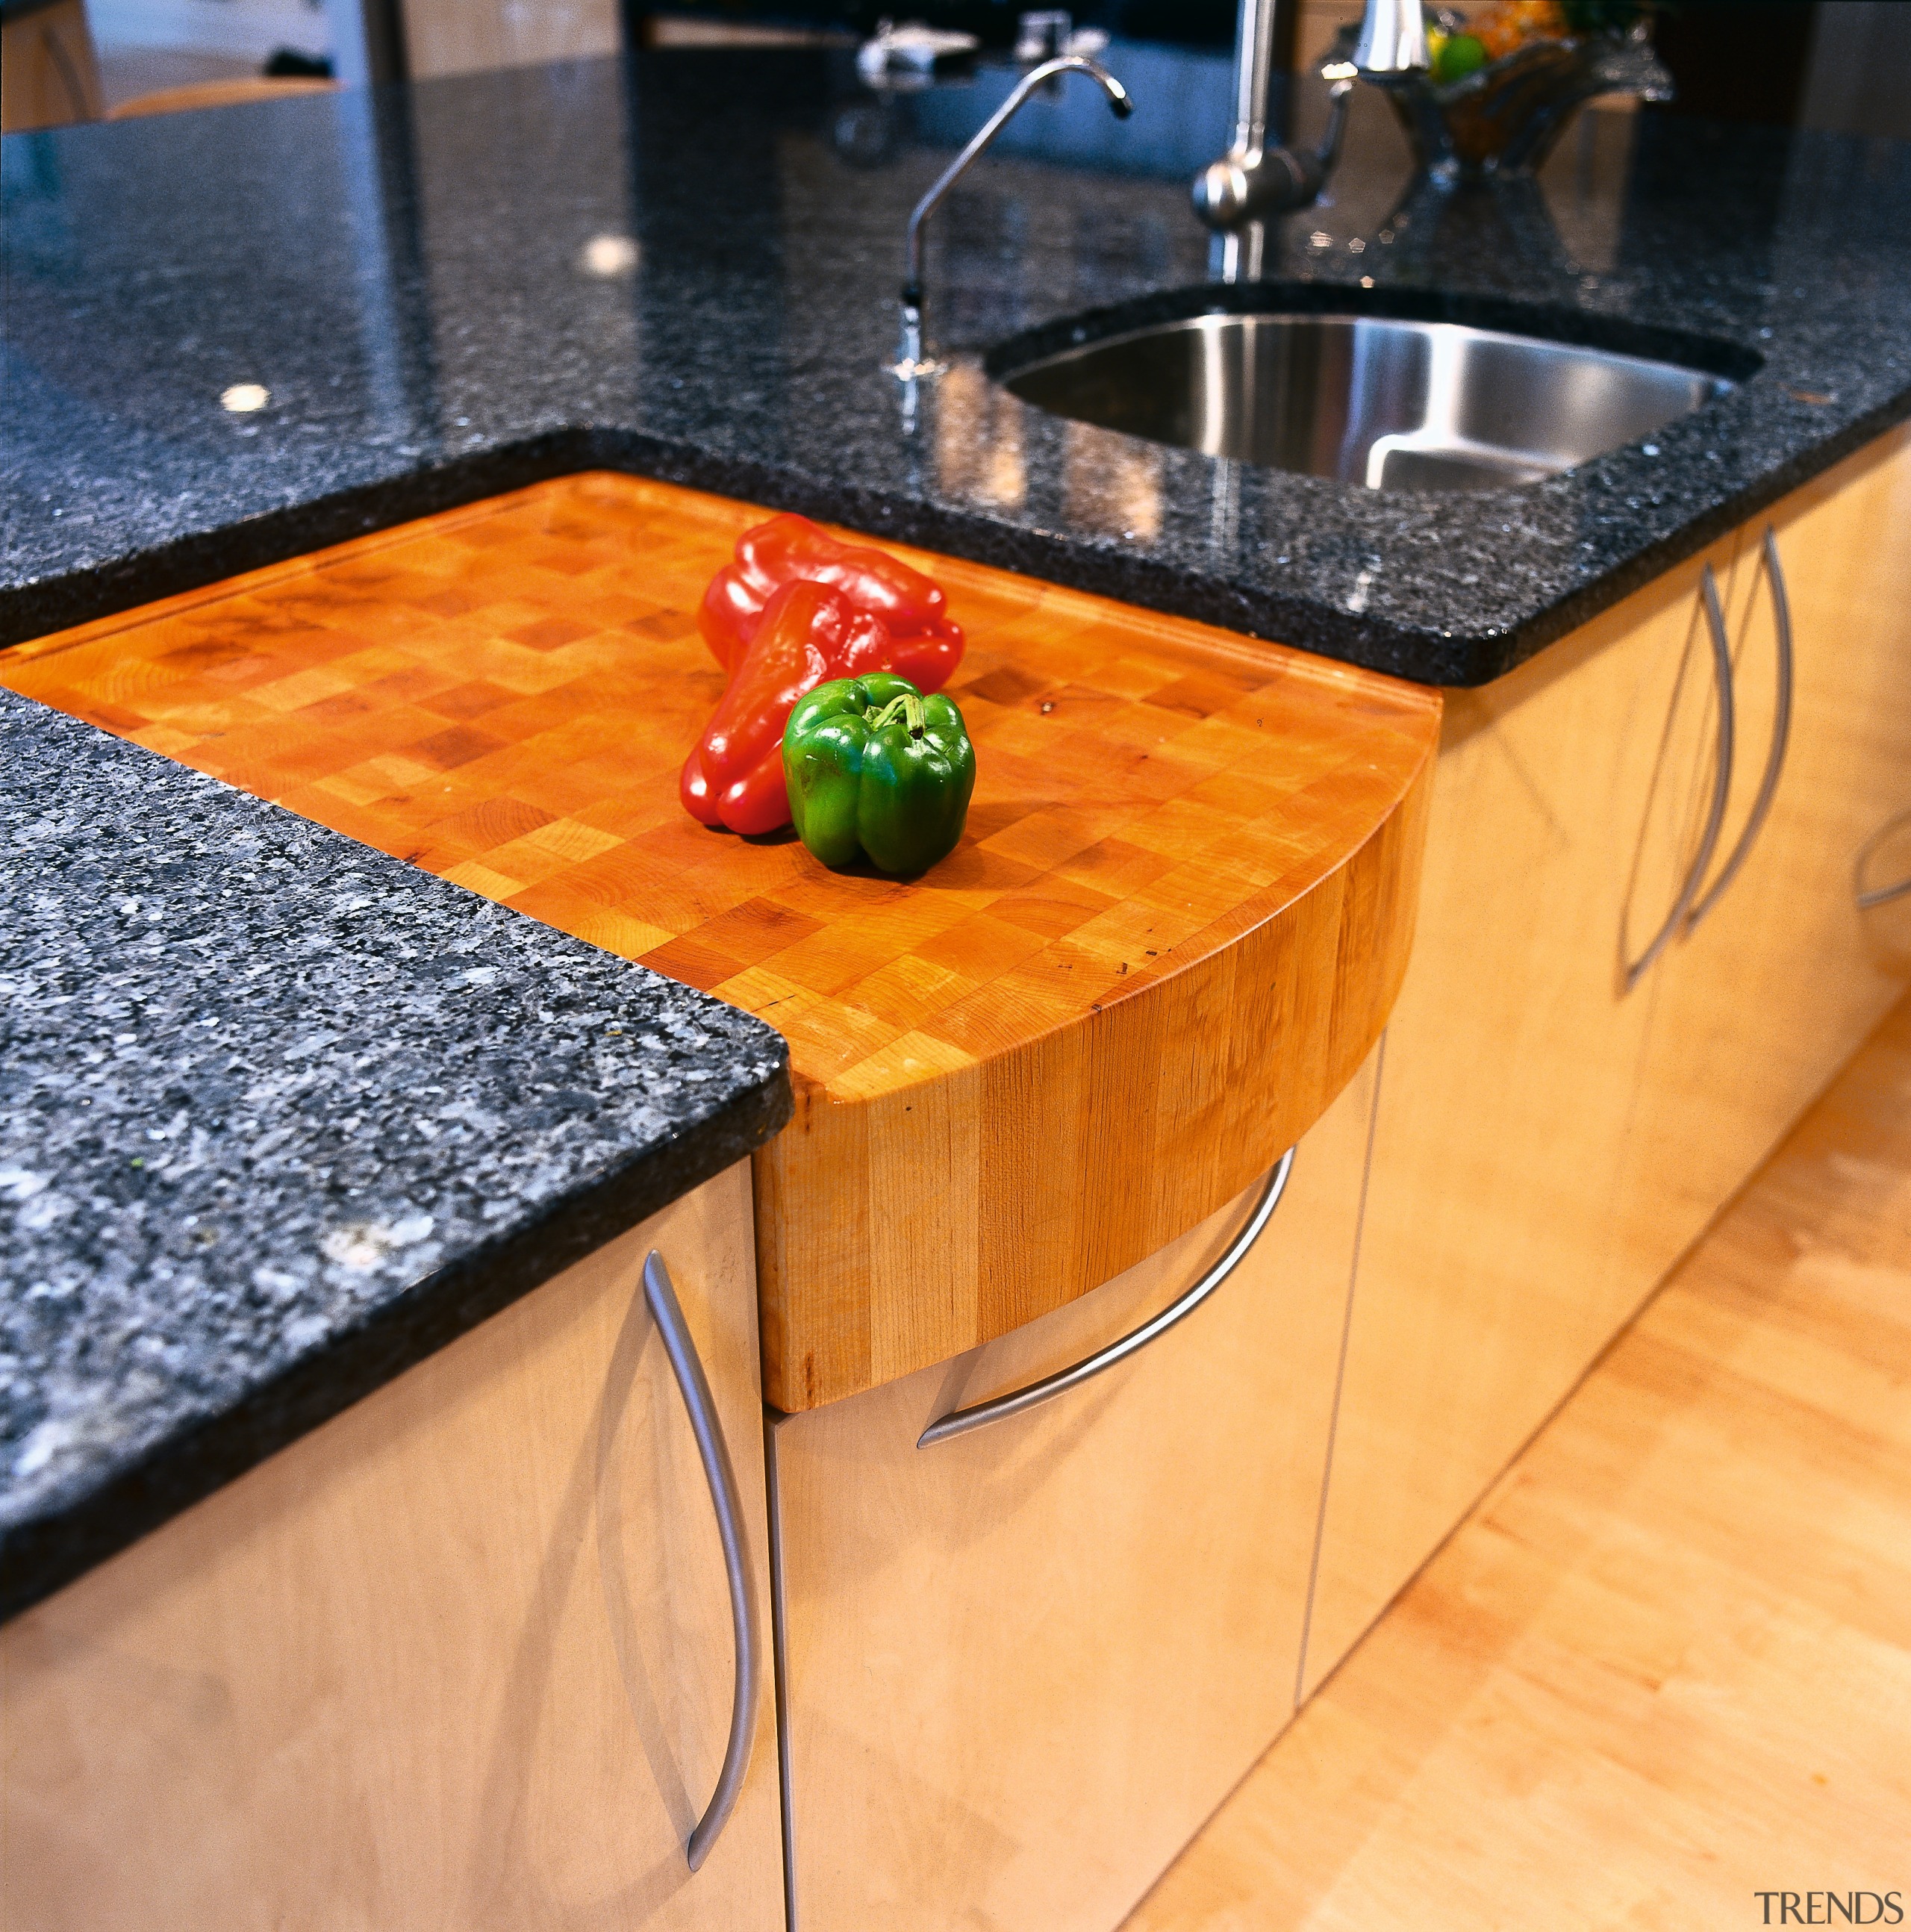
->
1125, 994, 1911, 1931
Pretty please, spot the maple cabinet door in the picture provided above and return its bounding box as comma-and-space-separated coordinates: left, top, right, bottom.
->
1, 1165, 785, 1932
1303, 426, 1911, 1703
1617, 424, 1911, 1290
1301, 545, 1729, 1695
769, 1057, 1379, 1932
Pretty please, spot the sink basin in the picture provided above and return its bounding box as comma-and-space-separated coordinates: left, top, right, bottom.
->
992, 311, 1736, 493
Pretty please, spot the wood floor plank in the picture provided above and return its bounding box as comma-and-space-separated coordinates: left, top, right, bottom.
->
1124, 995, 1911, 1932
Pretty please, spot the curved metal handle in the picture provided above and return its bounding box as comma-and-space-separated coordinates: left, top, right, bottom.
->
1855, 805, 1911, 910
642, 1251, 760, 1872
1624, 562, 1737, 991
918, 1149, 1295, 1449
1686, 526, 1794, 932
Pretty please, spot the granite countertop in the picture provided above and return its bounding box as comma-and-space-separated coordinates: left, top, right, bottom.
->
1, 43, 1908, 1619
0, 690, 790, 1622
3, 47, 1909, 683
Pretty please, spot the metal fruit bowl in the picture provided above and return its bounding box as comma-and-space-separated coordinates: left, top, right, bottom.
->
1329, 21, 1673, 178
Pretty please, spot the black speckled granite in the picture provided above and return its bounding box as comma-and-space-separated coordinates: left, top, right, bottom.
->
0, 690, 790, 1623
3, 49, 1907, 683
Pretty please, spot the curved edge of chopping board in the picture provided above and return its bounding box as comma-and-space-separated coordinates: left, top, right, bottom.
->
755, 622, 1441, 1413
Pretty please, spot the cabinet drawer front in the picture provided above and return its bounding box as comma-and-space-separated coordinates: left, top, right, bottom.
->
770, 1058, 1378, 1932
0, 1168, 785, 1932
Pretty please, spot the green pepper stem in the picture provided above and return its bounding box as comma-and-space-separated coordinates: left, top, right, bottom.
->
870, 691, 929, 740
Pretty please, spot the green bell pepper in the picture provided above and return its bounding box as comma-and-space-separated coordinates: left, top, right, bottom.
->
783, 673, 976, 874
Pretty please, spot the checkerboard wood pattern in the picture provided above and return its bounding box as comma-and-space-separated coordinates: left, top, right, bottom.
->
4, 473, 1441, 1410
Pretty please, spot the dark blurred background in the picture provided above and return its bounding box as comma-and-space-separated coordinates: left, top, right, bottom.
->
4, 0, 1906, 136
617, 0, 1907, 134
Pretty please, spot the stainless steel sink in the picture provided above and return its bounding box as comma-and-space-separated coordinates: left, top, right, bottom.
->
994, 312, 1735, 493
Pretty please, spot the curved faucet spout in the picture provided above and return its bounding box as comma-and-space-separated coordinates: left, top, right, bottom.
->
894, 54, 1133, 378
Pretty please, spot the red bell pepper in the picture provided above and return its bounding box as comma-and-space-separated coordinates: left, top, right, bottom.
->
681, 579, 891, 835
698, 514, 964, 695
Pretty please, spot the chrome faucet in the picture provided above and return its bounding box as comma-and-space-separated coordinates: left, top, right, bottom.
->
1191, 0, 1426, 231
894, 53, 1133, 380
1350, 0, 1430, 74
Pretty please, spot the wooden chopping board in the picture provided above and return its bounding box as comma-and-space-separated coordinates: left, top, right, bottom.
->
4, 473, 1441, 1410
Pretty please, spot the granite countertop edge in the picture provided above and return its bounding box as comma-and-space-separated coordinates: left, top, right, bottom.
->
8, 384, 1907, 688
1, 693, 795, 1627
0, 1072, 787, 1627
